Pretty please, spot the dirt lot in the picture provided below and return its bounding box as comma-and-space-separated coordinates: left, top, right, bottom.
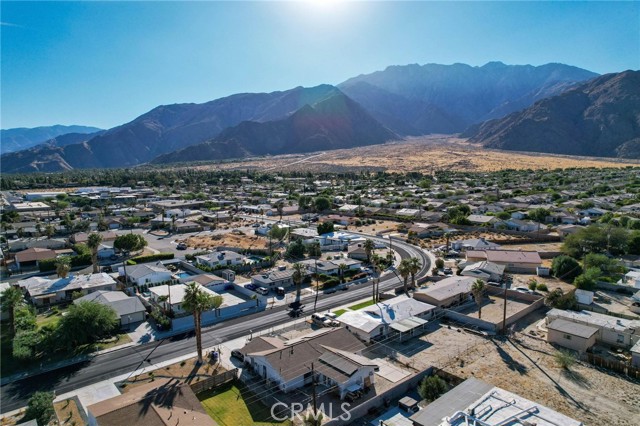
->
180, 232, 270, 251
380, 317, 640, 426
182, 136, 638, 173
350, 219, 402, 235
119, 355, 226, 393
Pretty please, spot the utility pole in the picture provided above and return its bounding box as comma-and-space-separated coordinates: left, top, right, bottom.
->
313, 258, 319, 312
502, 283, 508, 335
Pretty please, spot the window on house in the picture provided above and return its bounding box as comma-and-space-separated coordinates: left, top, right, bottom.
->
617, 334, 625, 344
563, 334, 572, 340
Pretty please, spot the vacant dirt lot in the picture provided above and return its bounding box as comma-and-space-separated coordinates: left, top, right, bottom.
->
183, 137, 638, 173
179, 232, 270, 250
382, 318, 640, 426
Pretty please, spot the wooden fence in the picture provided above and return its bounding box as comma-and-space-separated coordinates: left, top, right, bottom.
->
581, 353, 640, 380
190, 368, 238, 394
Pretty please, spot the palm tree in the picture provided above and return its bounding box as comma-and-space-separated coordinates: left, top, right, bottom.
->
182, 282, 217, 364
87, 232, 103, 274
409, 257, 421, 289
292, 263, 305, 302
56, 257, 71, 278
338, 263, 348, 283
44, 224, 55, 239
1, 286, 24, 335
398, 258, 412, 294
363, 239, 375, 264
471, 279, 486, 319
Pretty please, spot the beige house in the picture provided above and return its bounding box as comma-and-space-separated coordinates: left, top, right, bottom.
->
413, 276, 477, 308
466, 250, 542, 273
547, 318, 598, 354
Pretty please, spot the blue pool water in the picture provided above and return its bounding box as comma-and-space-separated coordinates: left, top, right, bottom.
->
177, 272, 194, 279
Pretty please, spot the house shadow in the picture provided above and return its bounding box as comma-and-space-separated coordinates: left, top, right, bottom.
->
137, 333, 152, 344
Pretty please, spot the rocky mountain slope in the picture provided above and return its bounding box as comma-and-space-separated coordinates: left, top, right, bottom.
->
466, 70, 640, 158
152, 92, 398, 164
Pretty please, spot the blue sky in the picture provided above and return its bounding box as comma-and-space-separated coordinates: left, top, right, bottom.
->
2, 1, 639, 129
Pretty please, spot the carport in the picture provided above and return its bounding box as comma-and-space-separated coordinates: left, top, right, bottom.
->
390, 316, 428, 342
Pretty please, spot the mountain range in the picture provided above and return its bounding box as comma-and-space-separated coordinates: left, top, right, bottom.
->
466, 70, 640, 158
5, 61, 636, 172
0, 125, 102, 155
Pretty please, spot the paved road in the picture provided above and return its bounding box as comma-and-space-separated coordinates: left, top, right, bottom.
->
0, 236, 429, 413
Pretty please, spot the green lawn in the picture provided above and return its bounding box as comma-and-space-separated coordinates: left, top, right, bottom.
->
348, 300, 375, 310
198, 382, 290, 426
332, 309, 347, 317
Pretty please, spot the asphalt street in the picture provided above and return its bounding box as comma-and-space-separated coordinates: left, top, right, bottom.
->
0, 236, 429, 413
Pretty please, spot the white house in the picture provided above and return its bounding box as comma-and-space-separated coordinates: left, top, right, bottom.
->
338, 295, 436, 343
196, 251, 247, 269
460, 261, 505, 282
18, 273, 118, 306
617, 271, 640, 289
120, 262, 172, 286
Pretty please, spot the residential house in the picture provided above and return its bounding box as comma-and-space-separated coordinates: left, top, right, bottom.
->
120, 262, 172, 286
617, 271, 640, 289
410, 377, 583, 426
465, 250, 542, 273
546, 318, 598, 354
338, 295, 436, 343
251, 269, 295, 289
504, 218, 540, 232
14, 247, 58, 270
460, 261, 505, 282
546, 309, 640, 349
240, 328, 377, 399
451, 238, 499, 252
413, 276, 477, 308
347, 244, 368, 261
149, 283, 218, 315
466, 215, 502, 228
87, 380, 216, 426
18, 273, 117, 306
76, 290, 146, 327
196, 250, 247, 269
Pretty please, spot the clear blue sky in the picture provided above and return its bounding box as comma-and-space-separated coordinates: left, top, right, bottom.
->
2, 1, 639, 129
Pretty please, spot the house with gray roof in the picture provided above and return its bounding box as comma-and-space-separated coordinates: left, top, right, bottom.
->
76, 290, 146, 327
119, 262, 172, 286
240, 328, 377, 400
18, 273, 117, 306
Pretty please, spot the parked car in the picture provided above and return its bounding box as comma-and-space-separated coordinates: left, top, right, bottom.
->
443, 267, 453, 275
514, 287, 532, 294
244, 283, 257, 291
256, 287, 269, 295
231, 350, 244, 361
177, 242, 187, 250
276, 286, 285, 296
487, 281, 502, 287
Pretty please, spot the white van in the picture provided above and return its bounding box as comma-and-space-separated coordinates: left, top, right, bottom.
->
256, 287, 269, 295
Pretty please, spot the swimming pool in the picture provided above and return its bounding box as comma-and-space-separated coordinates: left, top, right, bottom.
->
177, 272, 194, 279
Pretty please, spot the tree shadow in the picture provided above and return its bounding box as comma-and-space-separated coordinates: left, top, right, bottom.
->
491, 339, 528, 375
560, 368, 591, 388
137, 379, 182, 417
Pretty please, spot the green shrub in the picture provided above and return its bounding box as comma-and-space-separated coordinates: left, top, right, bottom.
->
537, 283, 548, 291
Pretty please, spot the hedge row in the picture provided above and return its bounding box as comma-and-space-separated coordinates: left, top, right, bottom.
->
39, 254, 92, 272
127, 252, 174, 265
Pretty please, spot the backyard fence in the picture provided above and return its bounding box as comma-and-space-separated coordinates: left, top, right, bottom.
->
581, 353, 640, 380
190, 368, 238, 394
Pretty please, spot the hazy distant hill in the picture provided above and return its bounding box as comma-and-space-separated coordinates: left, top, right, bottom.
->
152, 92, 398, 164
1, 125, 102, 154
339, 62, 598, 135
467, 71, 640, 158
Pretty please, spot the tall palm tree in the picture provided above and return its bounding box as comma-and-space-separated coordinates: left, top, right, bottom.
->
363, 239, 375, 264
292, 263, 305, 302
1, 286, 24, 335
182, 282, 217, 364
56, 257, 71, 279
409, 257, 421, 289
87, 232, 103, 274
471, 279, 486, 319
338, 263, 348, 283
398, 258, 412, 294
